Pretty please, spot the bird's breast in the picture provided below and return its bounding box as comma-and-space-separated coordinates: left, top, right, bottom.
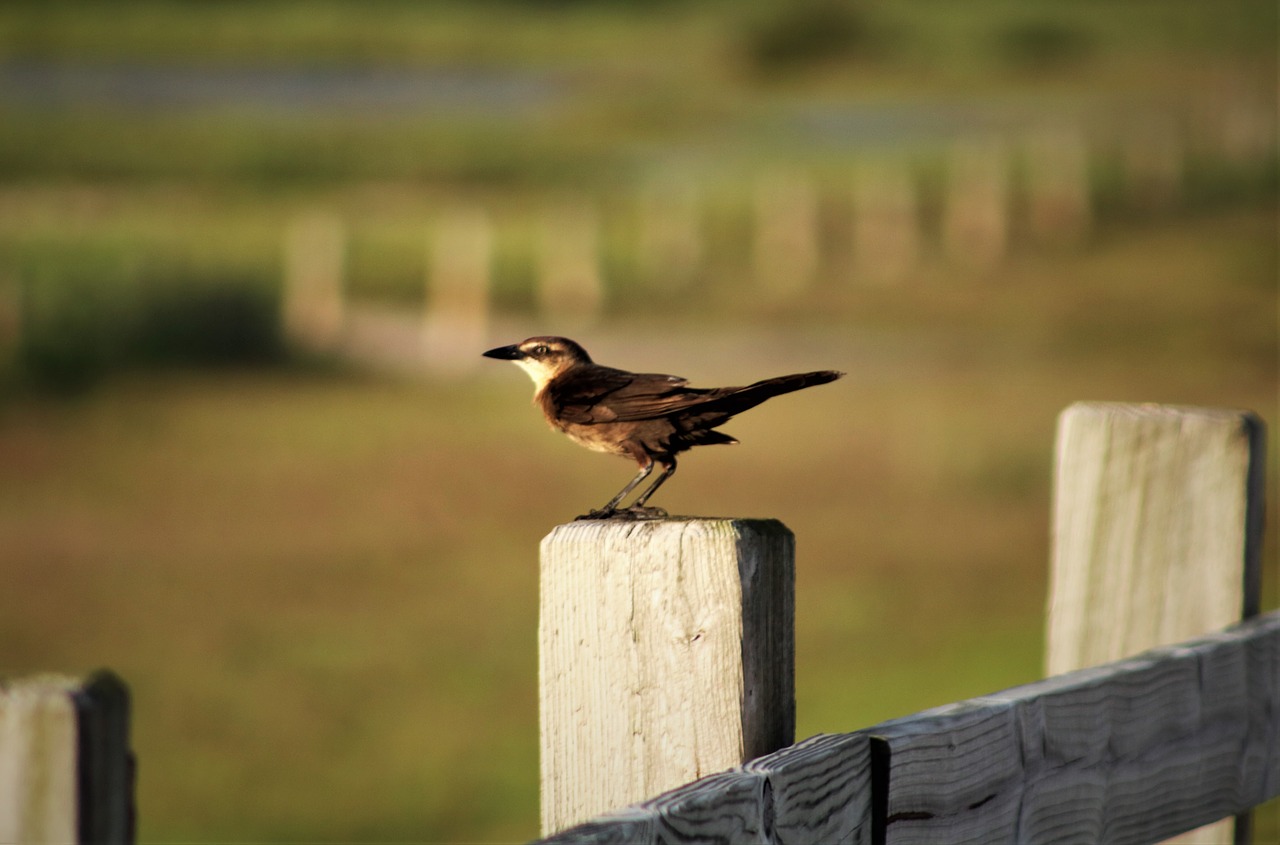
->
559, 421, 631, 456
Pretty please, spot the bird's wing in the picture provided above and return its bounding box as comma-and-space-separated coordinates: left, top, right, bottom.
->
550, 368, 720, 424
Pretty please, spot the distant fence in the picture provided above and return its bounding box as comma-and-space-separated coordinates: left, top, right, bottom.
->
274, 94, 1278, 372
0, 95, 1273, 385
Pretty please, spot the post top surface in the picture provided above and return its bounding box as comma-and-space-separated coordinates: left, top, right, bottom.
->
543, 516, 792, 542
1062, 401, 1262, 426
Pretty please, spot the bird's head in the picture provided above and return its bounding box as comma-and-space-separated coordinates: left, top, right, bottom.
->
482, 336, 592, 391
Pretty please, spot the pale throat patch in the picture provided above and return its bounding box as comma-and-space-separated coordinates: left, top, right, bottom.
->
513, 357, 559, 392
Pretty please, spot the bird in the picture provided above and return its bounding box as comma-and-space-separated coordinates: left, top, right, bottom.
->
482, 336, 843, 519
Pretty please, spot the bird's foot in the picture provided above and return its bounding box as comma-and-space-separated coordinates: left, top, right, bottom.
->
622, 505, 668, 519
575, 505, 669, 521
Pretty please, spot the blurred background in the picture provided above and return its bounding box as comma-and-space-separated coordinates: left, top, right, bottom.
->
0, 0, 1276, 841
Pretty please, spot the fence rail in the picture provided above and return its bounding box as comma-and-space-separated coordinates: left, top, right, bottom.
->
537, 610, 1280, 845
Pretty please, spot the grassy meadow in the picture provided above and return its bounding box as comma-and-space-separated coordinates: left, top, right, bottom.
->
1, 206, 1276, 841
0, 1, 1277, 842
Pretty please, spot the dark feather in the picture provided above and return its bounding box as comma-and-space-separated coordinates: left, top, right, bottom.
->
550, 368, 695, 424
552, 368, 841, 425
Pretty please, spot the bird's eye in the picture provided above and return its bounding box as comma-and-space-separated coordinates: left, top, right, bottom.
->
532, 344, 550, 356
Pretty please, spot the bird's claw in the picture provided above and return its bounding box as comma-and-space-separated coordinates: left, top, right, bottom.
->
575, 505, 669, 521
621, 505, 669, 520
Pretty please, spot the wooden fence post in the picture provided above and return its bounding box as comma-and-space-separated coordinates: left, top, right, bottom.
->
0, 671, 133, 844
850, 158, 921, 285
752, 170, 820, 297
538, 518, 795, 836
634, 173, 703, 291
0, 273, 21, 380
1047, 402, 1266, 845
536, 197, 604, 328
1122, 116, 1184, 212
282, 213, 346, 354
941, 137, 1010, 269
422, 205, 493, 369
1024, 127, 1092, 246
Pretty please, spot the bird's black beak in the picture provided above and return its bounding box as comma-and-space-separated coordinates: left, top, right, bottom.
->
483, 344, 524, 360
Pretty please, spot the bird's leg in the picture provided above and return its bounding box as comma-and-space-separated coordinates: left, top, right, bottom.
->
626, 460, 676, 516
578, 462, 654, 519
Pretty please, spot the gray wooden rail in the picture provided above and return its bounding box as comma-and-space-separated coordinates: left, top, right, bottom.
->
535, 609, 1280, 845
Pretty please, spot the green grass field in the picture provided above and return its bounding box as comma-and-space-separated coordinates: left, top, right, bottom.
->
1, 205, 1276, 842
1, 0, 1277, 840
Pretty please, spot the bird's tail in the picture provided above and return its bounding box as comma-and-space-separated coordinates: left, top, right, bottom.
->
705, 370, 844, 414
751, 370, 844, 395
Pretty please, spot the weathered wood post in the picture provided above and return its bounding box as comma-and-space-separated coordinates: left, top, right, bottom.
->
752, 170, 820, 297
850, 158, 921, 285
1023, 126, 1091, 246
538, 518, 795, 835
1047, 402, 1266, 845
634, 173, 704, 291
0, 671, 133, 844
536, 196, 604, 328
941, 136, 1010, 269
0, 272, 21, 381
282, 212, 346, 354
422, 205, 493, 369
1122, 116, 1184, 212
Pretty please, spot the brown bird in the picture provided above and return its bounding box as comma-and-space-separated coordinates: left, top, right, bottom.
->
483, 336, 843, 519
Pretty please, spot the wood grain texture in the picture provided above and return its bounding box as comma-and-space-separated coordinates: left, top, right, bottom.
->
530, 611, 1279, 845
992, 612, 1279, 844
1048, 402, 1263, 672
0, 671, 132, 845
540, 732, 876, 845
0, 675, 78, 844
867, 612, 1279, 845
743, 732, 875, 845
539, 518, 795, 835
872, 701, 1023, 844
1046, 402, 1265, 844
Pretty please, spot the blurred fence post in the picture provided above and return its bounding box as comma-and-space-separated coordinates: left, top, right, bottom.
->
0, 274, 21, 379
850, 158, 921, 285
1213, 92, 1278, 166
752, 170, 820, 297
0, 671, 134, 844
422, 206, 493, 369
1122, 116, 1184, 212
538, 518, 795, 836
1047, 402, 1266, 845
282, 213, 347, 354
1024, 127, 1092, 246
942, 137, 1010, 269
536, 196, 604, 328
634, 173, 704, 291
